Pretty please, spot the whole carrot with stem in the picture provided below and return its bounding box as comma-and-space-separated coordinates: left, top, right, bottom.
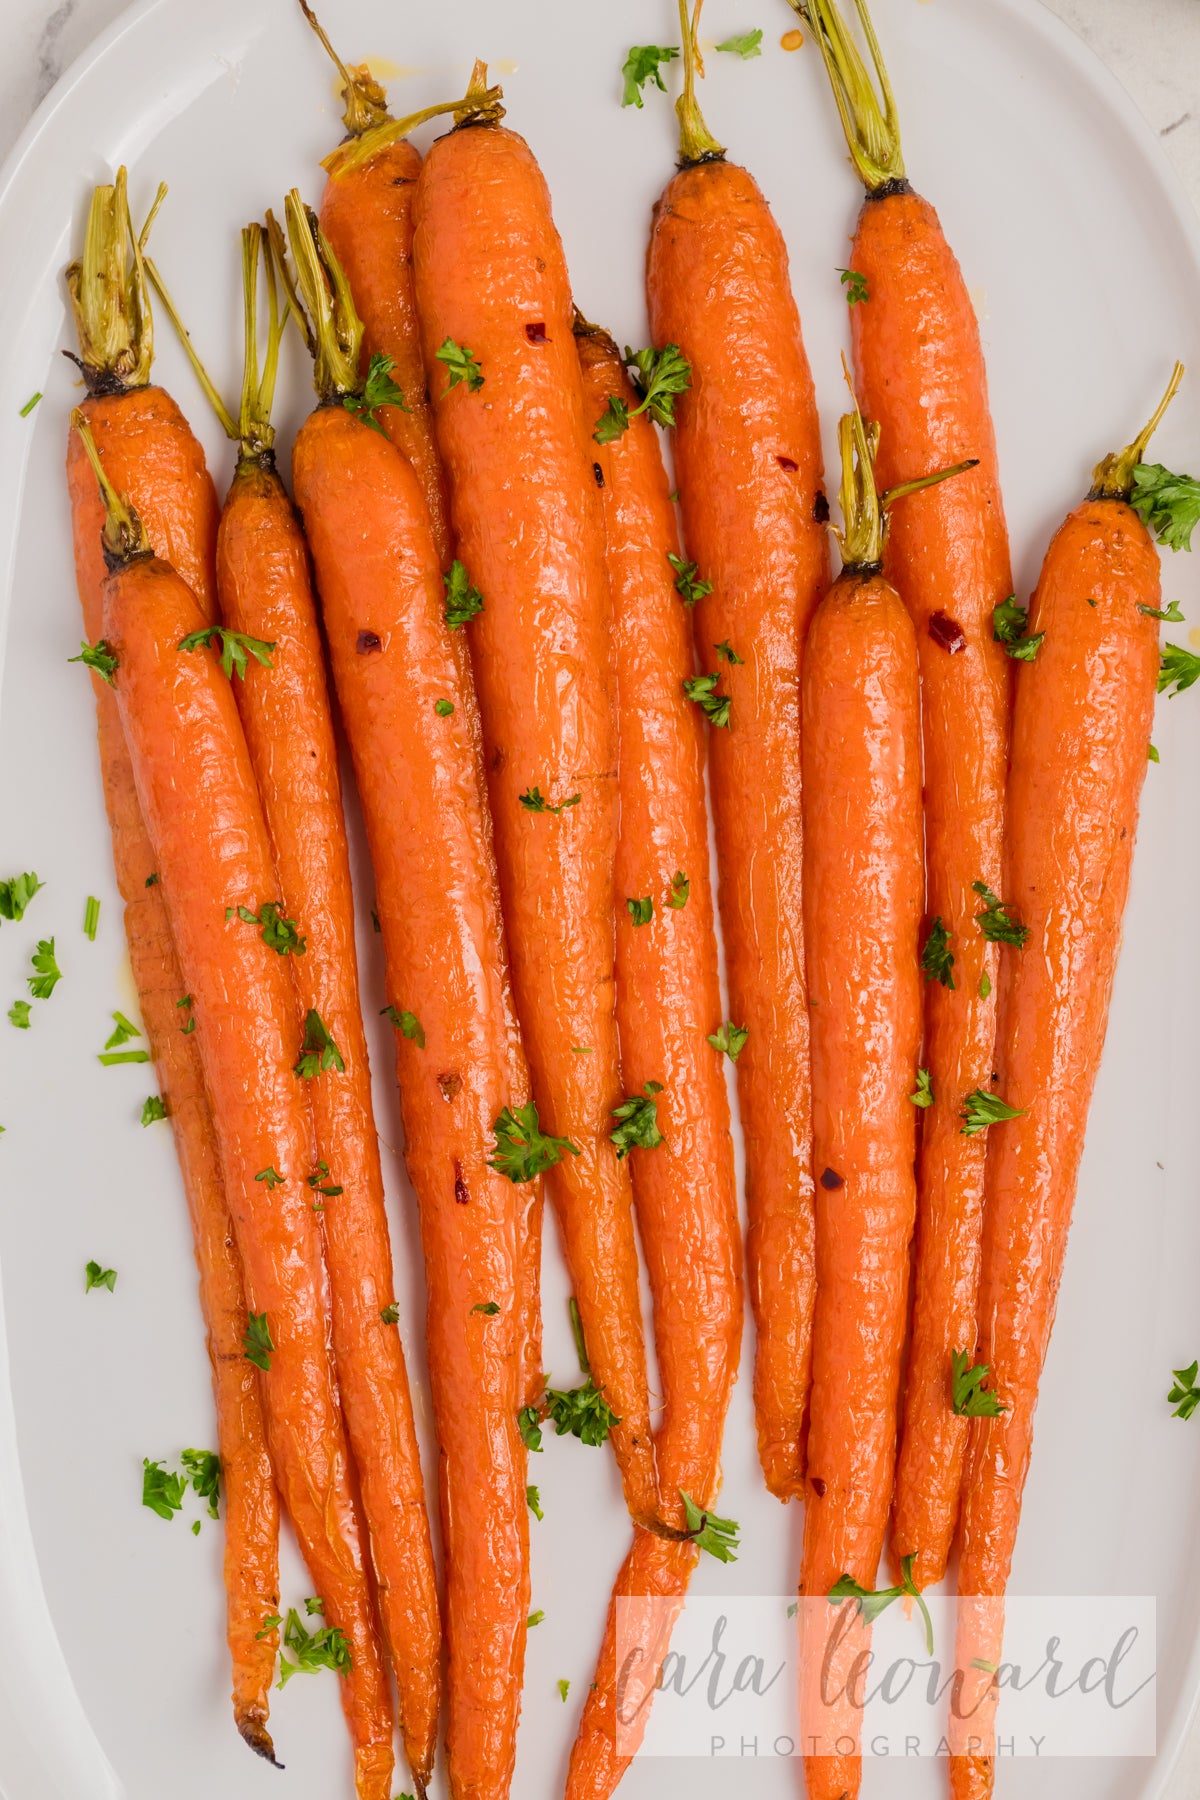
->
566, 323, 743, 1799
149, 224, 442, 1793
798, 0, 1015, 1584
64, 174, 279, 1760
412, 73, 658, 1524
645, 0, 828, 1501
950, 369, 1184, 1800
75, 423, 395, 1800
798, 396, 935, 1800
280, 192, 537, 1800
296, 0, 457, 565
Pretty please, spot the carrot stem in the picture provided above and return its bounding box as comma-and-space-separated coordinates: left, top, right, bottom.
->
676, 0, 725, 165
295, 0, 391, 138
834, 361, 975, 569
1090, 360, 1185, 501
69, 409, 151, 564
324, 86, 505, 179
65, 168, 163, 390
281, 191, 364, 400
144, 257, 238, 442
791, 0, 905, 192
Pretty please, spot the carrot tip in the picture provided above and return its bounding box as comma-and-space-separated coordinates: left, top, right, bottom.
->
237, 1709, 283, 1767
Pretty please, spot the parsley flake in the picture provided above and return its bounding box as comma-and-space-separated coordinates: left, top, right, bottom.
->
610, 1081, 664, 1159
489, 1101, 581, 1183
435, 698, 455, 717
1131, 463, 1200, 552
435, 338, 484, 394
142, 1459, 187, 1521
294, 1009, 345, 1078
920, 918, 956, 990
8, 999, 30, 1030
343, 352, 408, 435
255, 1166, 284, 1189
829, 1555, 933, 1656
972, 880, 1030, 948
683, 673, 731, 727
380, 1304, 400, 1326
708, 1020, 748, 1062
624, 343, 692, 430
527, 1484, 544, 1520
233, 902, 306, 956
714, 640, 743, 665
519, 1405, 544, 1452
667, 553, 712, 605
1138, 599, 1185, 622
443, 560, 485, 629
544, 1378, 621, 1447
1159, 643, 1200, 696
667, 870, 690, 909
681, 1490, 740, 1562
716, 28, 763, 57
528, 1609, 545, 1628
243, 1311, 274, 1371
0, 872, 43, 923
472, 1301, 501, 1316
992, 595, 1043, 662
1168, 1360, 1200, 1420
27, 938, 61, 1000
70, 639, 118, 685
382, 1005, 426, 1047
140, 1095, 168, 1126
593, 395, 629, 445
181, 1448, 221, 1519
178, 627, 275, 681
85, 1260, 117, 1293
277, 1607, 353, 1687
520, 786, 581, 816
19, 392, 42, 418
557, 1678, 571, 1703
626, 896, 653, 926
960, 1088, 1026, 1137
838, 267, 869, 305
909, 1068, 934, 1108
105, 1011, 140, 1048
951, 1350, 1006, 1418
621, 43, 679, 107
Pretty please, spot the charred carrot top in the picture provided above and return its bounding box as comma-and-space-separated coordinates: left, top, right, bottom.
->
65, 166, 164, 394
787, 0, 905, 193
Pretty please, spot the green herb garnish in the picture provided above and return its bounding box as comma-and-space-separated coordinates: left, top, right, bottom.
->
610, 1082, 664, 1159
243, 1311, 274, 1371
621, 43, 679, 107
708, 1020, 748, 1062
140, 1095, 168, 1126
294, 1010, 345, 1078
382, 1005, 425, 1047
972, 880, 1030, 948
667, 553, 712, 605
909, 1068, 934, 1108
920, 918, 955, 990
683, 673, 730, 728
951, 1349, 1006, 1419
70, 639, 118, 685
178, 626, 275, 680
489, 1101, 581, 1183
27, 938, 61, 1000
85, 1260, 117, 1293
838, 267, 869, 304
435, 338, 484, 393
343, 351, 408, 434
960, 1088, 1026, 1136
681, 1490, 740, 1562
443, 559, 485, 629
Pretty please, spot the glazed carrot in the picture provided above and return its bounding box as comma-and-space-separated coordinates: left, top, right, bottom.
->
645, 1, 829, 1501
412, 74, 658, 1523
949, 374, 1182, 1800
798, 402, 927, 1800
76, 428, 395, 1800
800, 0, 1015, 1584
281, 195, 535, 1800
296, 0, 454, 564
64, 175, 278, 1759
152, 225, 442, 1791
566, 325, 743, 1798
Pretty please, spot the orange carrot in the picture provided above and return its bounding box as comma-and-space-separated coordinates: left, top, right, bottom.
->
296, 0, 458, 564
798, 401, 927, 1800
64, 174, 278, 1758
282, 194, 536, 1800
950, 373, 1182, 1800
412, 74, 658, 1523
566, 325, 743, 1798
799, 0, 1016, 1590
151, 224, 442, 1790
78, 425, 395, 1800
645, 2, 829, 1500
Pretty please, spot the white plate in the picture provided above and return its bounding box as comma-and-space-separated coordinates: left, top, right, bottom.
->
2, 1, 1200, 1796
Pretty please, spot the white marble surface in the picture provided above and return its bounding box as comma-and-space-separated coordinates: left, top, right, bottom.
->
0, 0, 1197, 1795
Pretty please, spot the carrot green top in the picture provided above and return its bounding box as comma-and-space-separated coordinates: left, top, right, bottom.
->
1090, 361, 1184, 502
65, 167, 166, 391
675, 0, 724, 166
833, 367, 977, 573
790, 0, 905, 193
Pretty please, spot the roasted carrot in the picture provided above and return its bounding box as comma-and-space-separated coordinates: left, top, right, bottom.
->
412, 74, 658, 1523
296, 0, 454, 564
799, 399, 947, 1800
76, 426, 395, 1800
64, 175, 278, 1759
950, 373, 1182, 1800
566, 324, 743, 1798
281, 194, 536, 1800
645, 1, 829, 1501
799, 0, 1015, 1585
151, 224, 442, 1791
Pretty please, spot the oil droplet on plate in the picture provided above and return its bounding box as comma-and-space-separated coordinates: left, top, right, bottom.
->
969, 285, 988, 321
1187, 626, 1200, 651
781, 27, 804, 50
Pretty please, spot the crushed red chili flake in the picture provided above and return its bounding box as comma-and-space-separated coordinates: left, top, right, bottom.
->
813, 491, 830, 523
929, 611, 966, 654
811, 1476, 827, 1498
525, 322, 548, 344
357, 630, 382, 654
820, 1168, 844, 1191
454, 1159, 469, 1205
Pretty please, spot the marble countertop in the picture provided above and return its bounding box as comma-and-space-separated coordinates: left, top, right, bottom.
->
1, 0, 1197, 1795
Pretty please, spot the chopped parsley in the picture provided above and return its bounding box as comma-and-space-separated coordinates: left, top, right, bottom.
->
972, 880, 1030, 948
435, 698, 455, 717
544, 1378, 621, 1446
708, 1020, 748, 1062
294, 1010, 345, 1078
593, 396, 629, 445
1138, 599, 1184, 622
667, 870, 690, 909
683, 673, 730, 727
960, 1088, 1026, 1136
277, 1607, 353, 1687
667, 553, 712, 605
621, 43, 679, 107
83, 895, 101, 941
8, 1001, 30, 1030
343, 352, 408, 434
714, 640, 743, 665
991, 594, 1043, 662
920, 918, 956, 990
980, 970, 992, 999
443, 560, 485, 629
85, 1260, 117, 1293
181, 1448, 221, 1519
609, 1081, 665, 1159
177, 994, 196, 1034
626, 896, 653, 926
305, 1162, 343, 1200
951, 1350, 1006, 1419
557, 1678, 571, 1703
27, 938, 61, 1000
716, 28, 763, 56
624, 343, 692, 430
232, 902, 306, 956
243, 1311, 275, 1371
380, 1303, 400, 1326
838, 267, 869, 305
1131, 463, 1200, 552
142, 1459, 187, 1521
520, 786, 581, 816
105, 1011, 141, 1048
1168, 1360, 1200, 1420
519, 1405, 544, 1452
489, 1101, 581, 1183
527, 1484, 544, 1521
0, 872, 43, 923
909, 1068, 934, 1109
681, 1490, 740, 1562
435, 338, 484, 394
1158, 643, 1200, 697
255, 1166, 284, 1189
178, 626, 275, 680
829, 1555, 933, 1656
140, 1095, 168, 1126
69, 639, 118, 685
472, 1301, 501, 1316
382, 1005, 425, 1047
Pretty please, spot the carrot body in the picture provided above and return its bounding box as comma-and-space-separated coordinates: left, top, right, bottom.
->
950, 498, 1161, 1799
215, 452, 440, 1785
320, 139, 452, 566
104, 552, 393, 1800
848, 188, 1014, 1586
67, 389, 280, 1754
799, 568, 923, 1800
413, 121, 656, 1521
647, 156, 828, 1500
566, 334, 743, 1797
292, 403, 534, 1800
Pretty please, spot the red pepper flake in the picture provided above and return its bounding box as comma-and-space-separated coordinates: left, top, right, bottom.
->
929, 612, 966, 654
813, 491, 830, 523
525, 322, 548, 344
820, 1168, 843, 1191
777, 455, 798, 472
357, 630, 382, 654
454, 1159, 469, 1205
810, 1476, 827, 1498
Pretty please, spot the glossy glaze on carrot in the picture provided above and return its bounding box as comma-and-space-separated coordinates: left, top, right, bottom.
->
951, 486, 1164, 1800
799, 547, 923, 1800
216, 449, 440, 1786
566, 329, 743, 1799
647, 153, 827, 1501
413, 108, 657, 1522
293, 402, 534, 1800
103, 549, 393, 1800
